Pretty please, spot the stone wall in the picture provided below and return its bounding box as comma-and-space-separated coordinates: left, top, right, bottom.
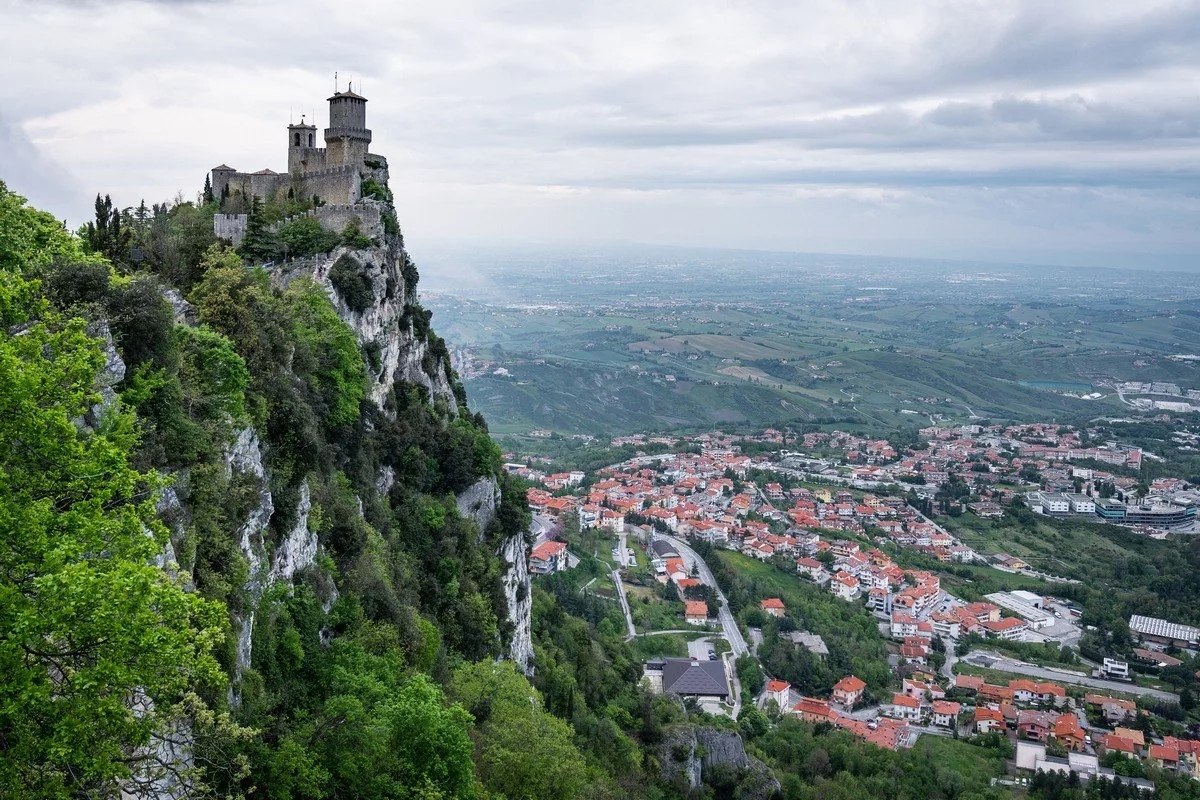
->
214, 213, 248, 246
297, 163, 360, 205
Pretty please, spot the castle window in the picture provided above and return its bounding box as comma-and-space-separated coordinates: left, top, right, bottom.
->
294, 132, 300, 146
308, 132, 314, 147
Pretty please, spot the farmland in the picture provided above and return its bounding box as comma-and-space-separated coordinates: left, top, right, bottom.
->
419, 243, 1200, 436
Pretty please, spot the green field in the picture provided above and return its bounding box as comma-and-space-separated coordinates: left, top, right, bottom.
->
423, 248, 1200, 436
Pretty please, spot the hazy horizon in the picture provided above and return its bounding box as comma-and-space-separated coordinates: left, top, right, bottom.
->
3, 0, 1199, 270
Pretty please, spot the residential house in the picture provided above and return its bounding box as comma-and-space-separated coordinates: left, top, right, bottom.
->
789, 631, 829, 660
930, 611, 961, 640
831, 572, 860, 601
1101, 733, 1138, 757
1018, 710, 1055, 742
765, 679, 791, 710
1150, 744, 1181, 771
793, 697, 838, 724
529, 540, 569, 574
975, 707, 1005, 734
886, 693, 923, 722
981, 617, 1029, 641
760, 598, 786, 618
1111, 727, 1146, 755
684, 600, 709, 625
931, 701, 961, 728
1084, 694, 1137, 725
795, 557, 828, 581
954, 675, 984, 694
832, 675, 866, 708
1051, 714, 1085, 751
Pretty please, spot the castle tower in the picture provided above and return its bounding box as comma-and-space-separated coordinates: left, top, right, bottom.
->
287, 116, 319, 173
324, 88, 372, 166
210, 164, 238, 198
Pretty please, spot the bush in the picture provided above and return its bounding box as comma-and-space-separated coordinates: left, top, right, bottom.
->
329, 254, 373, 313
277, 216, 340, 257
340, 220, 373, 249
360, 178, 393, 204
106, 276, 174, 368
43, 260, 111, 310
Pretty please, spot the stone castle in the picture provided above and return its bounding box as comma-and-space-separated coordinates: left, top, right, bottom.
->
210, 85, 388, 245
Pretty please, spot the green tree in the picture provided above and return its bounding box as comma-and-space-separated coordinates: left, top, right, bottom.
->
238, 196, 279, 263
278, 215, 340, 258
83, 193, 133, 265
0, 271, 224, 795
451, 661, 589, 800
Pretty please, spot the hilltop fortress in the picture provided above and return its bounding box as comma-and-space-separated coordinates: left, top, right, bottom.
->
210, 85, 388, 245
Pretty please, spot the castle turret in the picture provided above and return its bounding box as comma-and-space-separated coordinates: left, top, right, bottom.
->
210, 164, 238, 199
324, 89, 371, 166
287, 117, 319, 173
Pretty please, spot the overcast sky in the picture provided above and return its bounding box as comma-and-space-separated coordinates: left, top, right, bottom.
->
2, 0, 1199, 269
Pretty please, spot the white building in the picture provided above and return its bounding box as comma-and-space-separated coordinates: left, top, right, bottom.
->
1100, 658, 1130, 680
1069, 495, 1096, 514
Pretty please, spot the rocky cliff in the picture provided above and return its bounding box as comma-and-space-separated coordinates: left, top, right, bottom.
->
658, 725, 781, 800
205, 196, 531, 688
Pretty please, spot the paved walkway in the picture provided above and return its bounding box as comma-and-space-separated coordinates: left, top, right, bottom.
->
611, 570, 636, 640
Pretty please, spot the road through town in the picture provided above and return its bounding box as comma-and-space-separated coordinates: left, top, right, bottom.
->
962, 651, 1179, 702
661, 534, 748, 657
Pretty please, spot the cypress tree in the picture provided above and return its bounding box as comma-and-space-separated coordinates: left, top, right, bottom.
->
238, 196, 279, 263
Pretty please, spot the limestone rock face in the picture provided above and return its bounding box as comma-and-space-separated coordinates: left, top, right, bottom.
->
224, 426, 273, 688
78, 320, 125, 431
457, 477, 501, 535
658, 726, 780, 800
269, 481, 316, 584
455, 476, 534, 674
273, 237, 458, 412
500, 529, 535, 673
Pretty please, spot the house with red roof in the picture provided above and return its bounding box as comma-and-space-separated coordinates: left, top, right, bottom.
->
830, 571, 860, 601
931, 701, 961, 728
886, 693, 923, 722
529, 540, 568, 574
832, 675, 866, 708
1051, 713, 1085, 751
1101, 733, 1137, 756
792, 697, 837, 723
954, 675, 984, 693
1017, 710, 1054, 742
975, 707, 1004, 734
981, 616, 1029, 641
1150, 744, 1180, 770
684, 600, 709, 625
765, 679, 791, 709
759, 598, 786, 617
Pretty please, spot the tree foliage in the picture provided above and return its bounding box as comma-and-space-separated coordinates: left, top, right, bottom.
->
0, 183, 225, 796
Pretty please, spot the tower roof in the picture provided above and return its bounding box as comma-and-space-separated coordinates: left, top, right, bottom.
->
328, 89, 367, 102
212, 164, 236, 172
287, 121, 317, 129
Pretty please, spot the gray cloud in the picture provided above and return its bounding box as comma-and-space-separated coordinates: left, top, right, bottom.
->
1, 0, 1198, 267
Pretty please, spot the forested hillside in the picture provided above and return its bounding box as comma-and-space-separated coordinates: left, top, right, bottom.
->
0, 178, 606, 799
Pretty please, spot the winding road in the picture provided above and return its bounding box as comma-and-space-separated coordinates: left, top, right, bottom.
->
660, 534, 749, 657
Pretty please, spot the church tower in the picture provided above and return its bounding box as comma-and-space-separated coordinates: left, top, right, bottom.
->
287, 116, 319, 173
324, 87, 372, 166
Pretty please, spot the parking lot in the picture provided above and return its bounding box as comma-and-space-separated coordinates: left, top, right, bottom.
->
687, 637, 718, 661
